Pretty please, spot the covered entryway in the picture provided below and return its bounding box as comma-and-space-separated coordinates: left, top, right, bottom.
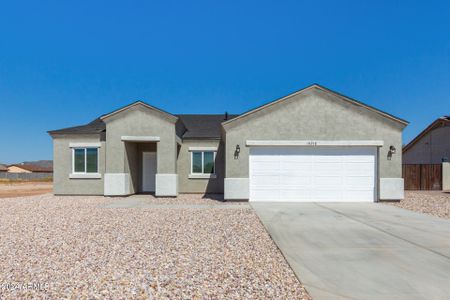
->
123, 139, 158, 194
249, 146, 377, 202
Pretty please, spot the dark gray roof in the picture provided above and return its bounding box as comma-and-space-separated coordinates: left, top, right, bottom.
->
177, 114, 238, 139
48, 118, 106, 135
48, 114, 238, 139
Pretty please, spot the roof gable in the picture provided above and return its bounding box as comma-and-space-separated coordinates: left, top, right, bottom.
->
403, 116, 450, 153
100, 101, 178, 123
222, 84, 408, 129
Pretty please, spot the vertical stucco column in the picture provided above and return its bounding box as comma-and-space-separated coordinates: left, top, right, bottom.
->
155, 136, 178, 197
443, 162, 450, 191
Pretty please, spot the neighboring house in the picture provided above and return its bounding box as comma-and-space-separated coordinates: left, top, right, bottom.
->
7, 164, 53, 173
48, 84, 408, 202
403, 116, 450, 164
0, 164, 7, 172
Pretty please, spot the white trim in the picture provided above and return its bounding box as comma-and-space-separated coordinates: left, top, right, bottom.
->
190, 151, 216, 176
188, 146, 218, 152
246, 140, 384, 147
188, 174, 217, 179
69, 142, 101, 148
121, 136, 161, 142
69, 173, 101, 179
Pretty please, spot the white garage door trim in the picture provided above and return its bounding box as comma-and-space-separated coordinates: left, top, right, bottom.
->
249, 146, 378, 202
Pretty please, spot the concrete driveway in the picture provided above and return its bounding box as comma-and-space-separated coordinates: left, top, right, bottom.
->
252, 202, 450, 300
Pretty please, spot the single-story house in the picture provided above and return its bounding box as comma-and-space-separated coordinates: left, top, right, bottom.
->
0, 164, 7, 172
7, 164, 53, 173
48, 84, 408, 202
403, 116, 450, 164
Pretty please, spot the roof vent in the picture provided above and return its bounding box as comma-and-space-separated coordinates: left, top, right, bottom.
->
224, 112, 228, 120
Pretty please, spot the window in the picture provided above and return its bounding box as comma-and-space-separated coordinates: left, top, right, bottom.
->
73, 148, 98, 173
191, 151, 215, 174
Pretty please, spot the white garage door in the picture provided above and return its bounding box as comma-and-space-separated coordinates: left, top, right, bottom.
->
249, 146, 376, 202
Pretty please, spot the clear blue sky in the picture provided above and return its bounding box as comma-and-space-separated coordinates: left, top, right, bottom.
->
0, 1, 449, 164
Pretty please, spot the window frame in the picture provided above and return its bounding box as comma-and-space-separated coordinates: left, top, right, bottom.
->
190, 151, 216, 175
72, 147, 99, 174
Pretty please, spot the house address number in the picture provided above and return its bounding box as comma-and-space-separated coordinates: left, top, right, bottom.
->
307, 141, 318, 146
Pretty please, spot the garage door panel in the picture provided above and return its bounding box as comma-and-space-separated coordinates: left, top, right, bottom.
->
314, 176, 344, 186
279, 175, 312, 186
251, 175, 280, 186
279, 161, 313, 170
249, 146, 376, 202
313, 162, 343, 174
344, 176, 374, 187
344, 162, 374, 175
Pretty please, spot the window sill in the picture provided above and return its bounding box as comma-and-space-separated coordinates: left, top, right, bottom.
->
69, 173, 102, 179
188, 174, 217, 179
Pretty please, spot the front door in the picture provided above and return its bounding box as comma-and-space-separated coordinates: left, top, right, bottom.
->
142, 152, 156, 192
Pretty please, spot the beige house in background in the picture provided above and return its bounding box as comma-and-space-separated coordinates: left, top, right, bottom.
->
7, 164, 53, 173
48, 84, 408, 202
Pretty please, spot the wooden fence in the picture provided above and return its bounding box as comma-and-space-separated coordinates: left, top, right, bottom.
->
402, 164, 442, 190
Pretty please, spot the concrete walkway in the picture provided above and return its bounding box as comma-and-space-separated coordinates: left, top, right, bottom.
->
252, 202, 450, 300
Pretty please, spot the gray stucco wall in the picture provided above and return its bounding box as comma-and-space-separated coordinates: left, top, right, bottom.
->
177, 139, 224, 193
52, 134, 105, 195
104, 105, 177, 175
223, 88, 405, 179
403, 125, 450, 164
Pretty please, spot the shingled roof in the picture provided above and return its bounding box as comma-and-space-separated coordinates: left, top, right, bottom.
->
177, 114, 238, 139
48, 114, 238, 139
48, 118, 106, 135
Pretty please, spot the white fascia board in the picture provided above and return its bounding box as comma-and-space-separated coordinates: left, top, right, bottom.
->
246, 140, 384, 147
121, 136, 160, 142
188, 146, 218, 152
69, 142, 101, 148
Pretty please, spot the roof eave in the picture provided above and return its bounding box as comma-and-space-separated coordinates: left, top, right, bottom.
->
100, 101, 178, 123
222, 84, 409, 128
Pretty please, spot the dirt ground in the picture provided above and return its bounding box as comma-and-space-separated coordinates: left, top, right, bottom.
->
0, 181, 53, 198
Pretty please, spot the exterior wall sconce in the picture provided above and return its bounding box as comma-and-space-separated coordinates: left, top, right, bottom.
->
389, 145, 396, 154
387, 145, 396, 160
234, 144, 240, 159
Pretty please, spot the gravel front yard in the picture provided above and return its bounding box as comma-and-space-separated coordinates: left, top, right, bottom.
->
386, 191, 450, 220
0, 194, 310, 299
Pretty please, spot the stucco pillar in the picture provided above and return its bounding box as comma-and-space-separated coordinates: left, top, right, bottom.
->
443, 162, 450, 191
